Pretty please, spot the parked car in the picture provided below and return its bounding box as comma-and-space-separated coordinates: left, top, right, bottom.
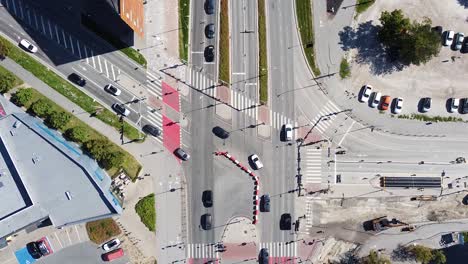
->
102, 238, 121, 251
212, 126, 230, 139
461, 98, 468, 114
444, 30, 455, 46
102, 248, 124, 261
463, 40, 468, 53
204, 45, 215, 62
283, 124, 293, 141
19, 39, 38, 53
68, 73, 86, 86
205, 23, 215, 39
359, 85, 373, 103
112, 103, 130, 116
202, 190, 213, 208
379, 95, 391, 111
370, 92, 381, 108
421, 97, 432, 112
204, 0, 215, 15
249, 154, 263, 170
142, 124, 161, 137
26, 242, 42, 259
260, 194, 270, 212
455, 33, 465, 50
104, 84, 122, 96
259, 248, 269, 264
280, 213, 292, 230
174, 148, 190, 161
449, 98, 460, 113
201, 213, 212, 230
392, 97, 403, 114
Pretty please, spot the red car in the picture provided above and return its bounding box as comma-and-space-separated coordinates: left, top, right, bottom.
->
380, 96, 391, 111
102, 248, 124, 261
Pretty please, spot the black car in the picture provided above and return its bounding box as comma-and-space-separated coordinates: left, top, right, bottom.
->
260, 194, 270, 212
204, 45, 215, 62
174, 148, 190, 161
462, 39, 468, 53
201, 213, 212, 230
68, 73, 86, 86
204, 0, 215, 15
27, 242, 42, 259
205, 23, 215, 39
143, 124, 161, 137
202, 190, 213, 208
421, 97, 431, 112
259, 248, 269, 264
280, 213, 292, 230
212, 126, 229, 139
461, 98, 468, 114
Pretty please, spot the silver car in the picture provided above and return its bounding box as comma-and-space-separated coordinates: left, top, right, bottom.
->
455, 33, 464, 50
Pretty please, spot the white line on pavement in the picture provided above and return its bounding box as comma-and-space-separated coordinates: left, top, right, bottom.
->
47, 19, 53, 39
61, 28, 67, 48
334, 153, 337, 184
54, 232, 64, 249
97, 56, 103, 73
104, 59, 109, 77
111, 64, 116, 80
232, 72, 245, 75
75, 225, 81, 242
33, 10, 38, 30
67, 229, 72, 245
69, 35, 74, 54
40, 15, 45, 34
191, 51, 203, 54
54, 24, 60, 44
338, 121, 356, 146
76, 39, 82, 59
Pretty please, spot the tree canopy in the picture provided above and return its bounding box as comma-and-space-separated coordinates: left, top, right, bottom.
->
378, 9, 441, 65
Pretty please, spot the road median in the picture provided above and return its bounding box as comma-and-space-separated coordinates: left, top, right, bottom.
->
295, 0, 321, 76
258, 0, 268, 104
219, 0, 230, 84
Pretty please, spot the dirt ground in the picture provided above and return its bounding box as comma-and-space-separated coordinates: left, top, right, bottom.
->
346, 0, 468, 117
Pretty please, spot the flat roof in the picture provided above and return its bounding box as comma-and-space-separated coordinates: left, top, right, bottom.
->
0, 96, 122, 238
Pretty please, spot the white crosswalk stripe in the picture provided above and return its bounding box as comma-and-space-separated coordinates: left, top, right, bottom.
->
186, 243, 220, 259
310, 101, 342, 134
188, 68, 217, 98
304, 198, 314, 232
259, 242, 297, 257
303, 148, 322, 184
269, 110, 293, 130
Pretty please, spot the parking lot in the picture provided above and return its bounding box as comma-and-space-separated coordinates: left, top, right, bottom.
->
349, 0, 468, 118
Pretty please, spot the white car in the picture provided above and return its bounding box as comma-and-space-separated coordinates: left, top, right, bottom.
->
444, 30, 455, 46
359, 85, 372, 103
249, 154, 263, 170
370, 92, 381, 108
450, 98, 460, 113
19, 39, 38, 53
455, 33, 464, 50
283, 124, 293, 141
112, 103, 130, 116
392, 97, 403, 114
102, 238, 121, 251
104, 84, 122, 96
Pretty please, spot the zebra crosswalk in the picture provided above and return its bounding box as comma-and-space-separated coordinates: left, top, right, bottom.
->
303, 148, 322, 184
186, 67, 217, 98
310, 101, 341, 134
304, 197, 315, 233
186, 243, 220, 259
259, 242, 297, 257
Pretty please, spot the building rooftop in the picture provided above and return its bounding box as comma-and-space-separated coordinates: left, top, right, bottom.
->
0, 96, 122, 239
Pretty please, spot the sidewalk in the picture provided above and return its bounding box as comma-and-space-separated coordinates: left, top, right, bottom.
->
0, 58, 185, 263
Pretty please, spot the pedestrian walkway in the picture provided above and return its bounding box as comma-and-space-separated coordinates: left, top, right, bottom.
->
186, 67, 217, 99
259, 242, 297, 258
186, 243, 220, 259
303, 148, 323, 184
310, 101, 341, 134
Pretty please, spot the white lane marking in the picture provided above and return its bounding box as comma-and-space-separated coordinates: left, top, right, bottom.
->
47, 19, 53, 39
97, 56, 103, 72
75, 225, 81, 242
84, 45, 89, 64
90, 50, 96, 68
61, 28, 67, 48
232, 72, 245, 75
67, 229, 72, 245
40, 15, 45, 34
334, 153, 337, 184
27, 8, 31, 26
69, 35, 75, 54
111, 64, 116, 80
33, 9, 38, 29
104, 59, 109, 77
338, 120, 356, 146
54, 24, 60, 44
76, 39, 82, 59
54, 232, 64, 249
18, 0, 23, 19
11, 0, 16, 15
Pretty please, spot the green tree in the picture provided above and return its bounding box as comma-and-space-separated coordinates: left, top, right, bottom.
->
0, 70, 17, 93
30, 99, 52, 117
409, 245, 433, 264
101, 151, 125, 169
362, 250, 391, 264
46, 111, 71, 130
431, 250, 446, 264
84, 139, 110, 161
378, 9, 440, 65
65, 126, 89, 143
12, 88, 33, 106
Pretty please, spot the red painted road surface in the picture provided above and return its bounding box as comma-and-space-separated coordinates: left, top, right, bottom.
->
162, 81, 180, 112
163, 116, 180, 156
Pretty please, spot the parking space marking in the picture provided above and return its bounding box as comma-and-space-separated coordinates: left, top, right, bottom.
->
76, 39, 82, 59
84, 45, 89, 64
47, 19, 53, 39
4, 257, 16, 263
54, 232, 64, 249
33, 9, 38, 30
90, 50, 96, 68
61, 28, 67, 48
26, 8, 31, 26
67, 228, 72, 245
11, 0, 16, 16
111, 64, 116, 80
18, 0, 23, 19
104, 59, 109, 78
54, 24, 60, 45
97, 56, 103, 73
75, 225, 81, 242
69, 35, 74, 54
40, 15, 45, 34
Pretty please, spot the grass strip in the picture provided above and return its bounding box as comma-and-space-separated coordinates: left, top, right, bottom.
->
219, 0, 230, 84
14, 88, 142, 179
339, 58, 351, 79
0, 36, 143, 141
0, 64, 23, 87
81, 15, 147, 68
295, 0, 321, 76
258, 0, 268, 104
397, 113, 464, 122
135, 193, 156, 232
355, 0, 375, 14
86, 218, 121, 244
179, 0, 190, 61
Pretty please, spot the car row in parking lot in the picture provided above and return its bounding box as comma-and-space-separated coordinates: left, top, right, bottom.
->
359, 85, 403, 114
444, 30, 468, 52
